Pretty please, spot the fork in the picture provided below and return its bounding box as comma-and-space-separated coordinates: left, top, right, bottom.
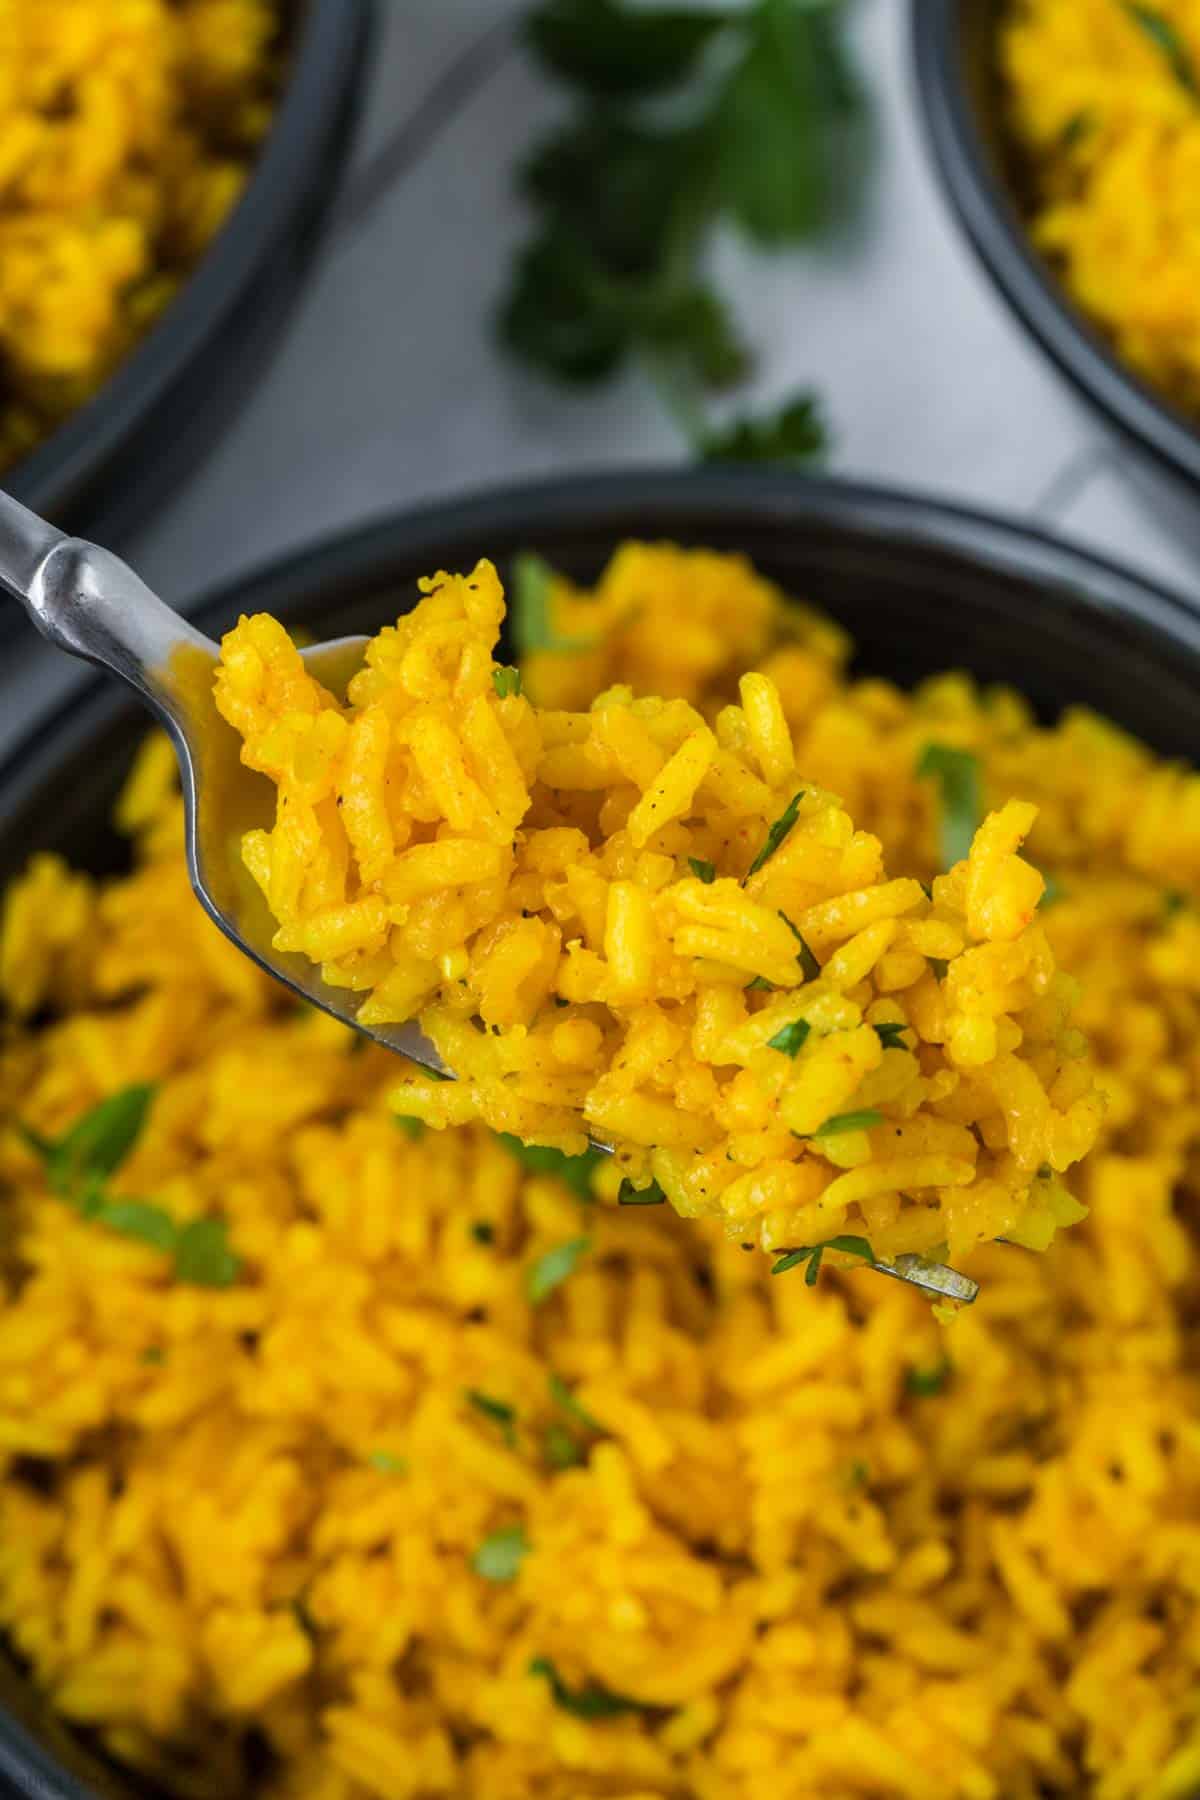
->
1, 489, 980, 1306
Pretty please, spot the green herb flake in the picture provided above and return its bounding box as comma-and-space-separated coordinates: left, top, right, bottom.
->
688, 857, 716, 884
511, 553, 600, 657
497, 1133, 604, 1202
471, 1220, 496, 1245
915, 743, 983, 872
528, 1656, 643, 1720
928, 956, 950, 983
368, 1451, 409, 1475
702, 393, 826, 466
1060, 110, 1092, 148
525, 0, 724, 98
140, 1346, 165, 1367
527, 1235, 592, 1305
1165, 890, 1188, 919
1038, 868, 1064, 908
847, 1458, 870, 1488
747, 792, 804, 878
31, 1084, 159, 1201
779, 910, 821, 981
394, 1115, 426, 1140
1123, 3, 1198, 94
745, 975, 777, 993
813, 1109, 883, 1137
492, 665, 523, 699
466, 1389, 518, 1448
173, 1218, 242, 1289
873, 1021, 908, 1052
906, 1362, 952, 1398
767, 1018, 810, 1058
617, 1178, 666, 1205
771, 1234, 875, 1286
472, 1523, 529, 1582
91, 1199, 178, 1255
545, 1422, 585, 1468
549, 1372, 604, 1434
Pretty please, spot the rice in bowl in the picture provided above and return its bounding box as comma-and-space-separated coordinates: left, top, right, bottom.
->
1, 545, 1200, 1799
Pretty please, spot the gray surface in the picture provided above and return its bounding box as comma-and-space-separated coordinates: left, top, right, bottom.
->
4, 0, 1200, 753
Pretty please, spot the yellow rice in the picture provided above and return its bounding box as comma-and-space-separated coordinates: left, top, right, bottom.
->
213, 550, 1101, 1268
2, 545, 1200, 1798
0, 0, 280, 472
1003, 0, 1200, 413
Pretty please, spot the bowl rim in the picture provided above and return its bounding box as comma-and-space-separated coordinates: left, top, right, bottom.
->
5, 464, 1200, 817
909, 0, 1200, 491
3, 0, 371, 521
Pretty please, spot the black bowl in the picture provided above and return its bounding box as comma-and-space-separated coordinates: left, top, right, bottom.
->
0, 0, 371, 546
911, 0, 1200, 494
4, 468, 1200, 1798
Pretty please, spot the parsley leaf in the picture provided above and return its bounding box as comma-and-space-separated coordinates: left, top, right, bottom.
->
767, 1018, 810, 1057
771, 1234, 875, 1286
173, 1218, 241, 1289
472, 1523, 529, 1582
529, 1656, 644, 1719
906, 1362, 952, 1398
497, 1133, 604, 1201
811, 1109, 883, 1136
549, 1373, 604, 1435
701, 393, 827, 465
747, 792, 804, 877
617, 1178, 666, 1205
492, 665, 523, 699
745, 975, 777, 993
527, 1236, 592, 1304
545, 1423, 585, 1468
34, 1085, 158, 1200
466, 1389, 518, 1448
90, 1199, 178, 1254
526, 0, 724, 96
873, 1021, 909, 1051
915, 743, 983, 871
1123, 3, 1198, 94
511, 553, 601, 657
688, 857, 717, 884
779, 910, 821, 980
394, 1115, 426, 1139
368, 1451, 408, 1475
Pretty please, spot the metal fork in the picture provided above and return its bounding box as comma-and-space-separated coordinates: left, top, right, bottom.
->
1, 489, 979, 1306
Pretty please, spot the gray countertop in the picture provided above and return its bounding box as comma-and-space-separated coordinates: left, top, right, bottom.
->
3, 0, 1199, 754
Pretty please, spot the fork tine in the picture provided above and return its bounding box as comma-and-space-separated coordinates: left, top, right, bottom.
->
871, 1253, 979, 1305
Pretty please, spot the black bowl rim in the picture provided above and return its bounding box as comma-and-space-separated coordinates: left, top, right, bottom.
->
3, 0, 371, 520
910, 0, 1200, 491
6, 463, 1200, 1799
6, 464, 1200, 822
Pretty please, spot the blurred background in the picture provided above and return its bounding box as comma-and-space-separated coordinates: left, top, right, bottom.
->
4, 0, 1199, 744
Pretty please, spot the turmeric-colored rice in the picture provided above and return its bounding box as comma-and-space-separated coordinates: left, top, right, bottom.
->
214, 550, 1101, 1269
2, 544, 1200, 1798
0, 0, 280, 472
1003, 0, 1200, 414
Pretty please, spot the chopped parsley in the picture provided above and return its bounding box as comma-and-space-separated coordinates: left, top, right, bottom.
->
368, 1451, 409, 1475
497, 1133, 604, 1201
810, 1109, 883, 1137
873, 1021, 908, 1051
545, 1423, 585, 1468
528, 1656, 645, 1720
20, 1087, 241, 1287
466, 1389, 518, 1448
1123, 3, 1198, 94
472, 1523, 529, 1582
617, 1178, 666, 1204
747, 791, 804, 878
779, 911, 821, 981
394, 1115, 426, 1139
915, 743, 983, 871
549, 1372, 604, 1435
1164, 890, 1187, 919
1060, 109, 1092, 148
511, 553, 600, 656
906, 1362, 952, 1398
688, 857, 716, 884
771, 1234, 875, 1286
745, 975, 777, 993
767, 1018, 810, 1057
492, 665, 523, 698
471, 1220, 496, 1245
527, 1235, 592, 1304
140, 1346, 165, 1367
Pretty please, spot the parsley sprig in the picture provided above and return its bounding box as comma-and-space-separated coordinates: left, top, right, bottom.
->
19, 1087, 240, 1288
771, 1234, 875, 1285
501, 0, 866, 458
915, 743, 982, 871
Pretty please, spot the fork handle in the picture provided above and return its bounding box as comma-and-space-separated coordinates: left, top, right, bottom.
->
0, 487, 215, 714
